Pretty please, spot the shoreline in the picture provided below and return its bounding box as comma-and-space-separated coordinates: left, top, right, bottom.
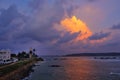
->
0, 58, 43, 80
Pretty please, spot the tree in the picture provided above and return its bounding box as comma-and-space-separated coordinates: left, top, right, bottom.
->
11, 53, 17, 57
17, 51, 29, 59
33, 49, 36, 52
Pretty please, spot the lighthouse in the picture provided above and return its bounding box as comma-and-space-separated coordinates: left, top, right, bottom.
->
29, 48, 33, 58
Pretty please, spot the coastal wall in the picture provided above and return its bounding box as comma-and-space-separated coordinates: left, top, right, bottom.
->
0, 60, 36, 80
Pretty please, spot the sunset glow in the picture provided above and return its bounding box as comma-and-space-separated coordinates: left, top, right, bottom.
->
61, 16, 92, 40
1, 1, 120, 79
0, 0, 120, 54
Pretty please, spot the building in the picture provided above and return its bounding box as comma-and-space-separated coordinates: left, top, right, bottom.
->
0, 50, 11, 64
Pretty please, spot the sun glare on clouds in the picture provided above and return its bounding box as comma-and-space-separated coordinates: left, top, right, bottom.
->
61, 16, 92, 40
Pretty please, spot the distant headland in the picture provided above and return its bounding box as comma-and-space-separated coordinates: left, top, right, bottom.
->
65, 52, 120, 56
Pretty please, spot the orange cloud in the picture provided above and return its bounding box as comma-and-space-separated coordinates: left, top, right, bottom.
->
61, 16, 92, 40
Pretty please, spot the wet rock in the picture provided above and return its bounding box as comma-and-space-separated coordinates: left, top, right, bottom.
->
49, 65, 61, 67
36, 57, 44, 61
53, 58, 58, 60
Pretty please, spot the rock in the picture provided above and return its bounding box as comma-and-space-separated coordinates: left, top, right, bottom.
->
37, 57, 44, 61
49, 65, 61, 67
53, 58, 58, 60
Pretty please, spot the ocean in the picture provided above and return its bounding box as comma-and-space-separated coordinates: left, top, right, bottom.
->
23, 56, 120, 80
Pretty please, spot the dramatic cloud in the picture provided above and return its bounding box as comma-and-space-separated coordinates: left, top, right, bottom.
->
111, 23, 120, 30
89, 32, 111, 40
57, 32, 80, 43
0, 5, 26, 28
0, 5, 27, 41
61, 16, 92, 40
0, 0, 120, 54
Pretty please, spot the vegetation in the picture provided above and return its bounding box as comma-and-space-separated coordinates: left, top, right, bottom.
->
0, 58, 37, 77
17, 51, 29, 59
0, 48, 44, 80
11, 48, 38, 60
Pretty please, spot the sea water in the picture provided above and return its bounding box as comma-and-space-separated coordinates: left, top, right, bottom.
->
24, 56, 120, 80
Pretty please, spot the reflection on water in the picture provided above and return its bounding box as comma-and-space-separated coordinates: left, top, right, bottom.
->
63, 58, 98, 80
25, 57, 120, 80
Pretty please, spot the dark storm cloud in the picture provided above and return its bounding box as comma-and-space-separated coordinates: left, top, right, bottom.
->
87, 0, 96, 2
0, 0, 72, 52
89, 32, 111, 40
111, 23, 120, 30
29, 0, 46, 10
22, 26, 61, 43
0, 5, 31, 52
20, 0, 77, 43
0, 0, 80, 44
0, 5, 25, 27
0, 0, 109, 54
29, 0, 79, 17
1, 0, 120, 54
58, 32, 80, 43
0, 5, 27, 26
0, 5, 27, 41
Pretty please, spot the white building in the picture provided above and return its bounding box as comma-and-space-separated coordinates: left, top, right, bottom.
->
0, 50, 11, 64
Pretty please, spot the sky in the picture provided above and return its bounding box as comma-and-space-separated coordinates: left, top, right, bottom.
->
0, 0, 120, 55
